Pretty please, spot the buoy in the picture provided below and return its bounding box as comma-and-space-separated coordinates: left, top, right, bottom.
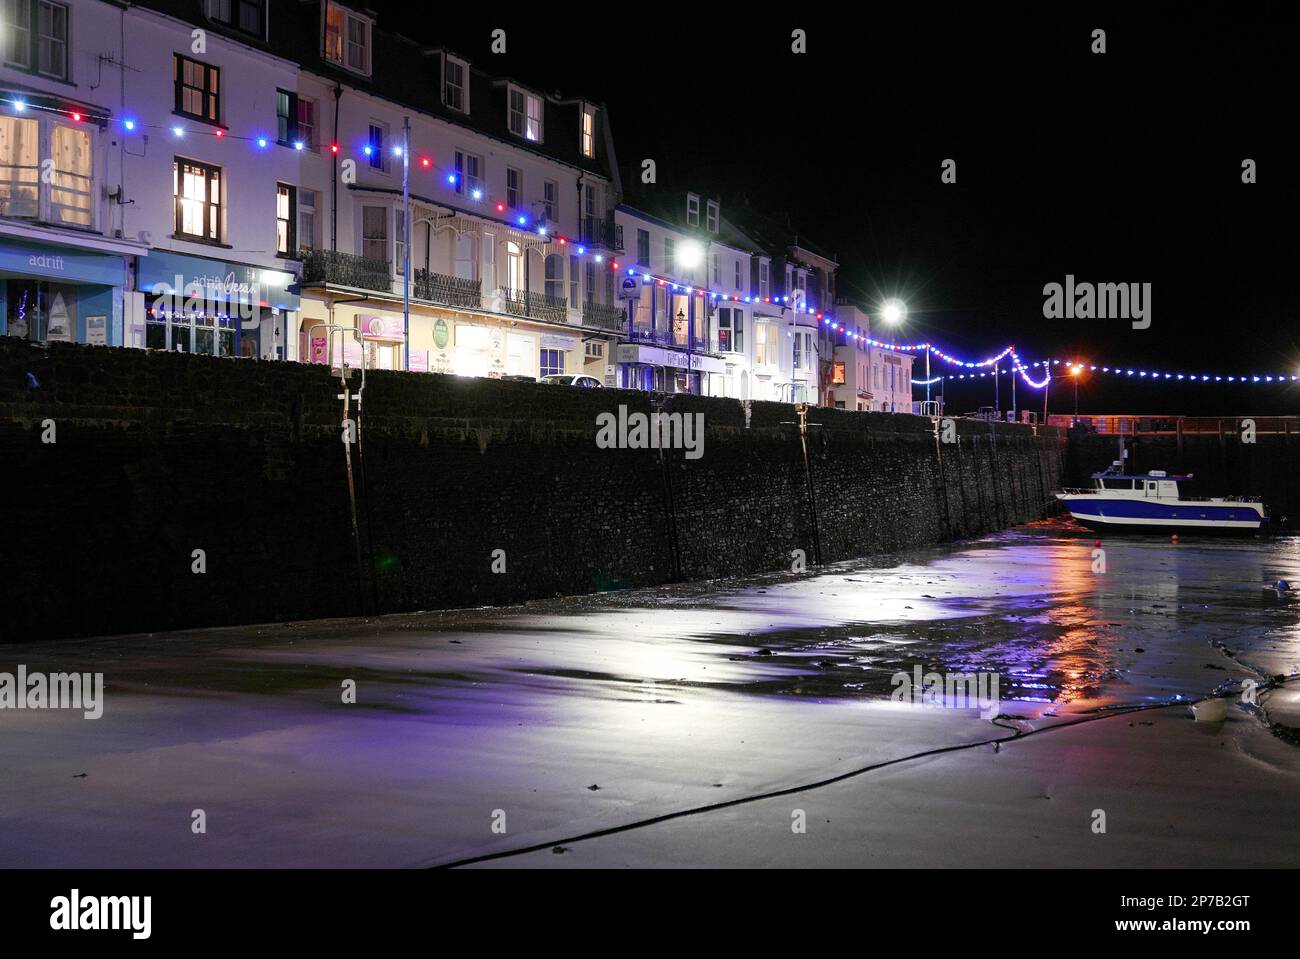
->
1277, 579, 1291, 591
1191, 699, 1228, 722
1171, 534, 1179, 544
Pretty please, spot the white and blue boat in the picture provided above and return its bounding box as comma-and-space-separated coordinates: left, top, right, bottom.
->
1055, 466, 1266, 534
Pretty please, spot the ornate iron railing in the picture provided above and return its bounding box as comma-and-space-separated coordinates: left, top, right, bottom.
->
580, 214, 623, 251
300, 248, 391, 293
582, 301, 627, 332
414, 269, 481, 308
498, 286, 568, 324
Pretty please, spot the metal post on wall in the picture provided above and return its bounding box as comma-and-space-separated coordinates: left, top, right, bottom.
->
401, 116, 411, 371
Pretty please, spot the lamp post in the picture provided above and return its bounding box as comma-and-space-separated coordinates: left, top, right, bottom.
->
400, 116, 410, 371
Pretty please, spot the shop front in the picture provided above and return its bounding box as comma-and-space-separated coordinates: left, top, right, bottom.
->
134, 251, 299, 360
0, 236, 128, 346
616, 342, 725, 394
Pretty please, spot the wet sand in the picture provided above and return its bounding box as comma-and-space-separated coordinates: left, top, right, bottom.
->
1, 519, 1297, 867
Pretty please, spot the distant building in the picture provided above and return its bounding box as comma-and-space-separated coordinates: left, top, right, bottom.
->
826, 304, 915, 412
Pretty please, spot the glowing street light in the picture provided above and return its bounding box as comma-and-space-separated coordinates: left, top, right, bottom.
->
675, 239, 704, 270
880, 299, 907, 325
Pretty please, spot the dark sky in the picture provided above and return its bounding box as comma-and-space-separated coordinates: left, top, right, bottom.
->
365, 2, 1300, 414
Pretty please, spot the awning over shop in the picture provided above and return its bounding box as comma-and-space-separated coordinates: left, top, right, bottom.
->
616, 342, 725, 374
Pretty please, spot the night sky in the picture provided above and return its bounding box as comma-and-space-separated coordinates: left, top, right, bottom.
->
366, 2, 1300, 415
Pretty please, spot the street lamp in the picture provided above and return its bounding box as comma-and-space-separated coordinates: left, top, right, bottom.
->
1071, 363, 1083, 421
880, 299, 906, 325
676, 240, 704, 270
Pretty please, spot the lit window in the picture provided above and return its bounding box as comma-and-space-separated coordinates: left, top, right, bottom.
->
580, 104, 596, 158
323, 1, 370, 76
508, 86, 543, 142
174, 157, 222, 242
275, 183, 296, 256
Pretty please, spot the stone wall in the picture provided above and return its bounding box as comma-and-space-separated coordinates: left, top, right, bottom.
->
0, 340, 1066, 641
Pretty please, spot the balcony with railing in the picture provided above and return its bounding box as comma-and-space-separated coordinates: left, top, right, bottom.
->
414, 269, 481, 309
580, 214, 623, 251
498, 286, 568, 324
300, 248, 392, 294
581, 301, 627, 333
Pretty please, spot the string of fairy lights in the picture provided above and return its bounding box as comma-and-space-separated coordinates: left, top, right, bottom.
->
8, 95, 1300, 390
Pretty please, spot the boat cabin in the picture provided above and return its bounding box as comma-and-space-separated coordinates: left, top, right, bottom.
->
1090, 468, 1191, 500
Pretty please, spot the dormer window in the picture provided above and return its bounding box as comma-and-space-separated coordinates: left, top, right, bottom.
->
706, 199, 719, 233
508, 85, 542, 142
444, 55, 468, 113
205, 0, 265, 39
580, 104, 597, 158
323, 2, 371, 77
686, 193, 700, 227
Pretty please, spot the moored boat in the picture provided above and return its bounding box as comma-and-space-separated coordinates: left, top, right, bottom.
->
1055, 466, 1266, 534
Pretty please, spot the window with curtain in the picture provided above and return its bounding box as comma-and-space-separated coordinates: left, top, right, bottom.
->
0, 115, 39, 218
50, 123, 91, 227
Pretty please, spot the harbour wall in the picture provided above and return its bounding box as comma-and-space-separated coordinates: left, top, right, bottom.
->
1, 340, 1066, 641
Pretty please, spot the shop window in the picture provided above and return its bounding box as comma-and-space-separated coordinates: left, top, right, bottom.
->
276, 183, 296, 257
144, 298, 236, 356
174, 54, 220, 125
173, 157, 222, 242
5, 279, 76, 342
539, 347, 564, 377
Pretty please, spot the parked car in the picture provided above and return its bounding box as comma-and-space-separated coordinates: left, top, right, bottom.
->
500, 374, 536, 383
541, 374, 604, 388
